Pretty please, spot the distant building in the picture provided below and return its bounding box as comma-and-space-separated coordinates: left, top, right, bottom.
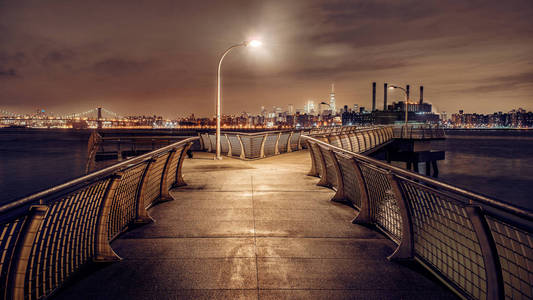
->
342, 109, 373, 125
391, 101, 432, 113
305, 100, 316, 115
287, 104, 294, 115
329, 83, 336, 113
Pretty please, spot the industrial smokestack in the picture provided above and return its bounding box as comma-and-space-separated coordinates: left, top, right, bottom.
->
406, 85, 410, 100
384, 83, 388, 111
372, 82, 376, 111
419, 86, 424, 104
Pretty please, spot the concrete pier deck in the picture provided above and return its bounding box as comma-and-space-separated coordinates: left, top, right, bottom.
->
55, 150, 456, 299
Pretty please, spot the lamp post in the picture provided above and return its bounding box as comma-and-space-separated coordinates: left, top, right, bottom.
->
215, 40, 262, 160
389, 85, 409, 137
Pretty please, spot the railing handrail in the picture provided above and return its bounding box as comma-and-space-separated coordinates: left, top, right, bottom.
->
100, 136, 192, 140
0, 136, 199, 214
219, 129, 303, 136
302, 135, 533, 220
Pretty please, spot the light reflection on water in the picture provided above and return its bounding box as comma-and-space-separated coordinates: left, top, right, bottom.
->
1, 129, 532, 210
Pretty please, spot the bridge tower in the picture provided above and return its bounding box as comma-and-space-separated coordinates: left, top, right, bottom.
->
97, 107, 102, 129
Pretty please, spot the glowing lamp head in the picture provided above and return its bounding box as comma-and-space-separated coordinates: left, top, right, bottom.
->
389, 85, 397, 90
246, 40, 262, 47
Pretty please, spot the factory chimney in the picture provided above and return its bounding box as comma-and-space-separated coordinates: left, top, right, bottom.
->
372, 82, 376, 111
383, 83, 388, 111
406, 85, 410, 101
419, 86, 424, 104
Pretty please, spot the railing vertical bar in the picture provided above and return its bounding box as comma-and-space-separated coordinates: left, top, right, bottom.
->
94, 175, 122, 262
159, 149, 177, 202
465, 206, 504, 300
386, 173, 414, 260
175, 142, 192, 187
350, 158, 371, 225
10, 205, 48, 300
134, 160, 154, 225
329, 150, 346, 202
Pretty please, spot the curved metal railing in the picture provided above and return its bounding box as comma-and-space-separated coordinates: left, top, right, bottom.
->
199, 130, 309, 159
303, 135, 533, 300
392, 124, 446, 139
309, 126, 394, 155
0, 137, 198, 300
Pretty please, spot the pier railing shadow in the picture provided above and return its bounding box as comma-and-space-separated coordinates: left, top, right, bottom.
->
303, 134, 532, 300
0, 137, 198, 300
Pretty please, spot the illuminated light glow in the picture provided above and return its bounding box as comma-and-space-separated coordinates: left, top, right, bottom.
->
247, 40, 262, 47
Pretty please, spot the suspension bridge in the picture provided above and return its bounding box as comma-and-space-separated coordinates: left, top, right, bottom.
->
0, 107, 134, 129
0, 107, 123, 120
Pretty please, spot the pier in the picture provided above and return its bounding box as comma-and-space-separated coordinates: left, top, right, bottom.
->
1, 128, 531, 300
54, 151, 454, 299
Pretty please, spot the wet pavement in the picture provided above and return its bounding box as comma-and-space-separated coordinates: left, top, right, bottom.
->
55, 151, 456, 300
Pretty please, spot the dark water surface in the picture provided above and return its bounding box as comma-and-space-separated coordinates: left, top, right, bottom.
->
0, 129, 91, 204
1, 129, 532, 210
435, 130, 533, 210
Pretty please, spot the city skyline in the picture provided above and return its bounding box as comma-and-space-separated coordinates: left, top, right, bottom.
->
1, 0, 533, 118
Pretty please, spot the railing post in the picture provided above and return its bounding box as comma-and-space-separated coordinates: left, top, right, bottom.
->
94, 174, 122, 262
328, 150, 346, 203
159, 149, 177, 202
274, 132, 281, 155
10, 205, 49, 300
205, 133, 212, 152
174, 142, 192, 187
386, 173, 414, 261
465, 206, 504, 300
237, 135, 246, 159
225, 133, 232, 157
315, 145, 330, 188
345, 134, 354, 152
350, 158, 371, 225
135, 159, 155, 224
287, 132, 293, 152
260, 133, 268, 158
306, 140, 319, 177
197, 132, 204, 150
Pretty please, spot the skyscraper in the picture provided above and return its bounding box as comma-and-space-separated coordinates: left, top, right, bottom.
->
287, 104, 294, 115
329, 83, 336, 113
305, 100, 316, 115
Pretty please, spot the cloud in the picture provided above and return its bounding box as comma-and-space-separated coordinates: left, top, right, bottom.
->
91, 58, 155, 76
0, 67, 18, 77
275, 58, 409, 80
457, 72, 533, 93
42, 49, 76, 65
0, 51, 27, 66
0, 0, 532, 116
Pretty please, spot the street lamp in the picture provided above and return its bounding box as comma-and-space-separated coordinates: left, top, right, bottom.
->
389, 85, 409, 136
215, 39, 262, 160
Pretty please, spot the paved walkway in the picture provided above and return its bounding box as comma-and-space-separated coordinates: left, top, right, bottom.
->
56, 151, 456, 299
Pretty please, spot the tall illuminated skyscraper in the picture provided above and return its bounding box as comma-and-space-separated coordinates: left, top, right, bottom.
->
329, 83, 336, 113
305, 100, 316, 115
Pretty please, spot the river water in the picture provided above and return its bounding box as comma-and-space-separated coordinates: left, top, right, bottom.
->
1, 128, 532, 210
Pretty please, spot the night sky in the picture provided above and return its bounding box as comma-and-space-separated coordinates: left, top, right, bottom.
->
1, 0, 532, 118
